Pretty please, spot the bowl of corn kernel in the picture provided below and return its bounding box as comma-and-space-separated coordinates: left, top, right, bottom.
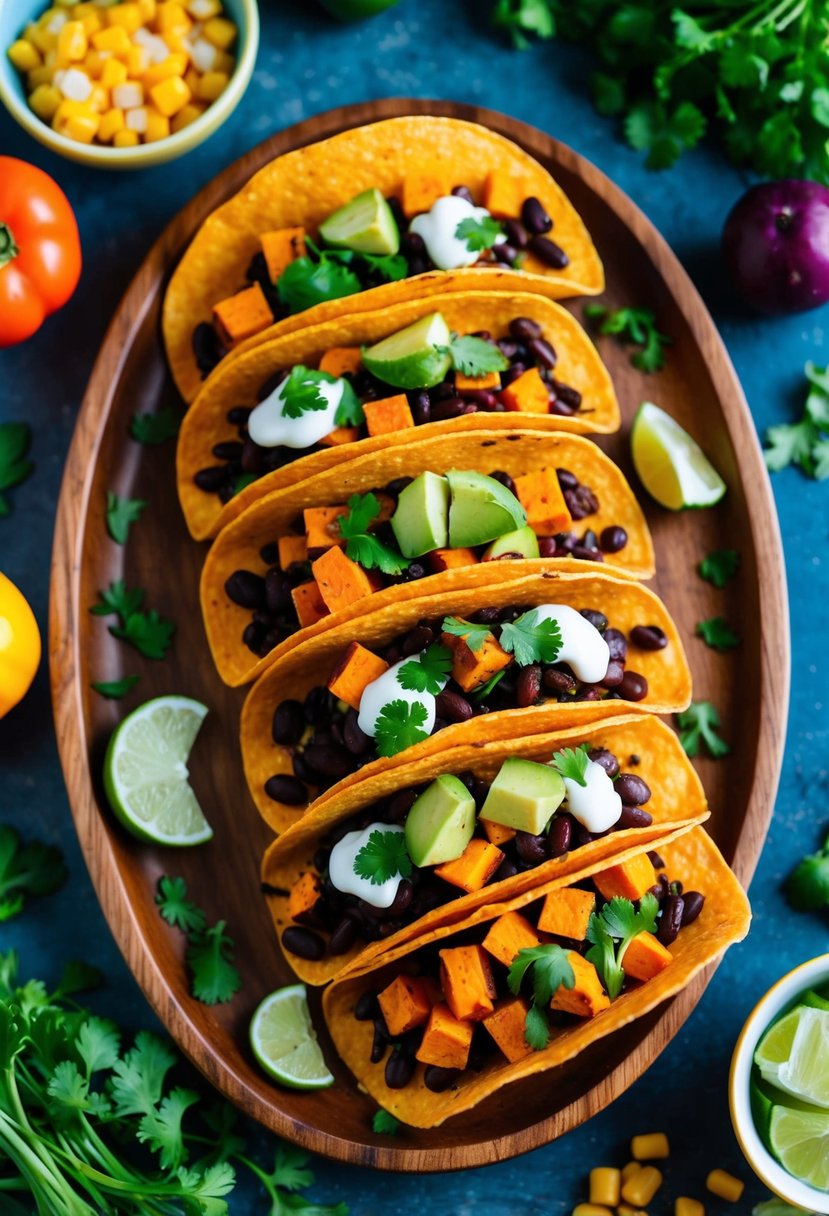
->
0, 0, 259, 168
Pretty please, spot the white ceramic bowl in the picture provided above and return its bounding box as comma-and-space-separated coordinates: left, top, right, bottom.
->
730, 953, 829, 1214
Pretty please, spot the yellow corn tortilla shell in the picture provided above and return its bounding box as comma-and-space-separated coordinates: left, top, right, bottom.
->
323, 825, 750, 1128
202, 430, 654, 687
177, 292, 620, 540
263, 714, 708, 986
241, 569, 692, 834
163, 116, 604, 402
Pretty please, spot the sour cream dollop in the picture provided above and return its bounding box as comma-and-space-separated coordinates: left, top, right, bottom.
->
357, 656, 447, 739
328, 822, 405, 909
247, 373, 343, 449
410, 195, 505, 271
533, 603, 610, 684
563, 760, 622, 833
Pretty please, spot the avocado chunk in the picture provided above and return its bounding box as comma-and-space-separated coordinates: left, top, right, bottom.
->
482, 525, 540, 561
318, 187, 401, 255
480, 757, 565, 835
361, 312, 452, 389
446, 469, 527, 548
391, 471, 450, 558
405, 774, 476, 867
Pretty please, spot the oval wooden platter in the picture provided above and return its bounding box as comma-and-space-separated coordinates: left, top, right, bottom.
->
50, 98, 789, 1171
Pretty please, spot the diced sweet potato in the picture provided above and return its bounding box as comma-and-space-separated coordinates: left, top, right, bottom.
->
499, 366, 551, 414
362, 394, 414, 437
537, 888, 596, 942
483, 169, 525, 218
401, 171, 452, 216
623, 931, 673, 982
454, 370, 501, 391
434, 837, 504, 894
291, 580, 330, 628
513, 468, 573, 536
313, 546, 378, 614
480, 817, 516, 847
318, 426, 360, 447
551, 952, 611, 1019
441, 629, 513, 692
415, 1002, 473, 1070
278, 534, 307, 569
483, 997, 534, 1062
212, 282, 273, 345
593, 854, 658, 903
288, 872, 322, 924
318, 346, 362, 378
439, 944, 497, 1022
377, 975, 435, 1036
427, 548, 480, 573
260, 226, 306, 283
327, 641, 388, 710
481, 910, 540, 967
303, 505, 348, 551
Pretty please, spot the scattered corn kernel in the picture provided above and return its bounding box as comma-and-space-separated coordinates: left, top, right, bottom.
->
705, 1170, 743, 1203
106, 3, 143, 33
572, 1207, 613, 1216
143, 104, 170, 140
143, 52, 188, 86
156, 2, 191, 34
589, 1169, 621, 1208
631, 1133, 670, 1160
196, 68, 226, 100
617, 1207, 648, 1216
100, 56, 127, 87
137, 0, 157, 21
78, 11, 102, 36
28, 82, 61, 119
53, 98, 99, 141
621, 1162, 642, 1183
89, 83, 109, 111
202, 15, 235, 48
98, 105, 125, 140
126, 45, 149, 75
675, 1199, 705, 1216
621, 1166, 662, 1208
27, 64, 54, 89
91, 25, 131, 54
149, 73, 189, 115
8, 39, 42, 71
170, 99, 203, 131
113, 127, 139, 146
56, 20, 87, 63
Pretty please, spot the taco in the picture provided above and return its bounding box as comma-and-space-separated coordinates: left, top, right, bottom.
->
202, 430, 654, 687
163, 116, 604, 402
178, 292, 620, 540
262, 715, 707, 987
240, 569, 692, 834
322, 825, 750, 1128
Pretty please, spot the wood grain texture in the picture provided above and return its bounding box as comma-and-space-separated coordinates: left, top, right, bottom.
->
49, 98, 789, 1171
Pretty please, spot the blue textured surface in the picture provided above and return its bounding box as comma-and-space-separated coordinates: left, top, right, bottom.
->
1, 1, 827, 1211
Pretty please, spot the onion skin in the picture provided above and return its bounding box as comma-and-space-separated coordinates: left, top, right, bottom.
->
722, 180, 829, 315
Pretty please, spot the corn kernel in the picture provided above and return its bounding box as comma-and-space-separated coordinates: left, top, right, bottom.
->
621, 1162, 642, 1183
631, 1133, 670, 1160
8, 39, 43, 72
572, 1207, 613, 1216
79, 11, 102, 35
126, 45, 149, 75
170, 99, 203, 131
42, 10, 68, 35
53, 99, 99, 141
137, 0, 157, 19
105, 3, 143, 33
617, 1207, 648, 1216
113, 127, 139, 146
196, 69, 227, 100
59, 66, 92, 100
98, 105, 124, 141
183, 64, 200, 92
621, 1166, 662, 1208
27, 63, 55, 88
142, 52, 187, 86
92, 26, 131, 55
705, 1170, 743, 1203
202, 16, 235, 48
143, 105, 170, 140
187, 0, 221, 17
163, 29, 192, 53
71, 3, 99, 18
112, 80, 144, 108
149, 73, 189, 115
213, 49, 233, 74
56, 20, 87, 63
99, 56, 127, 87
675, 1199, 705, 1216
125, 105, 148, 132
89, 83, 109, 111
28, 24, 58, 54
28, 82, 62, 119
589, 1168, 621, 1209
157, 2, 191, 33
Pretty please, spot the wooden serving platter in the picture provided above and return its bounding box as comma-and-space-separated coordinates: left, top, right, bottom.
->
50, 99, 789, 1171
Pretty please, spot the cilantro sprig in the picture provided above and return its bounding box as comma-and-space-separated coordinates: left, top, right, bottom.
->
696, 617, 740, 652
277, 239, 406, 315
374, 699, 430, 757
337, 492, 407, 574
0, 422, 33, 517
372, 1109, 401, 1135
552, 743, 591, 786
787, 828, 829, 912
438, 333, 509, 378
584, 304, 671, 373
586, 893, 659, 1000
442, 616, 492, 652
500, 609, 562, 666
130, 407, 181, 445
90, 580, 175, 661
491, 0, 555, 49
455, 214, 505, 252
765, 363, 829, 479
91, 676, 141, 700
280, 365, 334, 419
397, 643, 452, 695
353, 830, 412, 885
155, 875, 241, 1005
508, 943, 575, 1050
0, 825, 66, 921
698, 549, 739, 588
106, 492, 148, 545
675, 701, 731, 758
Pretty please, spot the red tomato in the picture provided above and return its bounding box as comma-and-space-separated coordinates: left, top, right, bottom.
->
0, 157, 81, 347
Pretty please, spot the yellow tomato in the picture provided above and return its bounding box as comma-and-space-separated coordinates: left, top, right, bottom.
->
0, 572, 41, 718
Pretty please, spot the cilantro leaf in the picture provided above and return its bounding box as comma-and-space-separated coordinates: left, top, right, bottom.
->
267, 1142, 315, 1191
334, 378, 365, 427
765, 417, 819, 474
584, 304, 671, 373
441, 616, 492, 653
337, 492, 407, 574
813, 440, 829, 481
787, 831, 829, 911
698, 549, 739, 589
130, 407, 181, 445
90, 580, 145, 619
696, 616, 741, 652
110, 1030, 177, 1117
499, 609, 562, 666
439, 334, 509, 378
281, 365, 336, 419
372, 1108, 401, 1135
0, 421, 33, 517
277, 252, 362, 314
491, 0, 555, 49
552, 744, 591, 785
338, 491, 382, 538
137, 1086, 199, 1170
507, 943, 575, 1050
91, 675, 140, 699
156, 875, 207, 935
472, 669, 507, 702
353, 829, 412, 886
455, 214, 505, 252
186, 921, 242, 1005
0, 826, 66, 922
357, 251, 408, 283
110, 609, 175, 660
675, 700, 730, 758
586, 893, 659, 1000
625, 99, 706, 170
374, 699, 430, 757
397, 643, 452, 695
106, 492, 148, 545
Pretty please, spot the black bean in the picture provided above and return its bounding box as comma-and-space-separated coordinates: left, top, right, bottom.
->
573, 544, 604, 563
587, 748, 620, 778
404, 562, 427, 581
497, 338, 519, 359
556, 468, 578, 490
648, 850, 666, 870
580, 609, 608, 633
538, 537, 558, 558
648, 882, 665, 904
491, 470, 517, 495
521, 196, 552, 234
498, 243, 519, 265
265, 568, 292, 615
604, 628, 628, 662
543, 668, 577, 697
618, 671, 649, 702
282, 925, 324, 960
576, 687, 602, 701
386, 789, 418, 822
212, 440, 244, 461
504, 219, 529, 249
410, 390, 430, 426
551, 381, 582, 410
256, 370, 286, 401
598, 661, 623, 690
615, 773, 652, 806
493, 858, 519, 883
328, 916, 359, 955
225, 569, 266, 610
658, 894, 684, 946
617, 804, 653, 829
242, 620, 265, 655
386, 879, 414, 917
600, 525, 628, 554
463, 388, 499, 409
272, 699, 305, 745
227, 405, 251, 425
342, 710, 370, 756
473, 606, 502, 625
194, 465, 230, 493
547, 814, 572, 857
401, 231, 426, 256
630, 625, 669, 651
550, 398, 576, 417
424, 1065, 461, 1092
402, 624, 434, 656
681, 890, 705, 925
431, 398, 467, 421
565, 484, 599, 520
292, 752, 316, 783
386, 477, 413, 498
436, 689, 474, 723
528, 234, 569, 268
193, 321, 224, 375
304, 686, 333, 725
260, 541, 280, 565
516, 664, 542, 707
303, 743, 355, 781
371, 1021, 388, 1064
451, 184, 474, 203
528, 336, 557, 369
314, 846, 331, 874
385, 1049, 416, 1089
355, 991, 379, 1021
500, 363, 526, 388
240, 439, 264, 474
265, 774, 308, 805
515, 831, 547, 865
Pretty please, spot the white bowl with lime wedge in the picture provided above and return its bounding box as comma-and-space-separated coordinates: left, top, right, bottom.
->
730, 954, 829, 1214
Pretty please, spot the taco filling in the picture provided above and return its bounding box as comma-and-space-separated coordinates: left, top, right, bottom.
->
193, 313, 586, 506
265, 603, 670, 806
278, 745, 658, 966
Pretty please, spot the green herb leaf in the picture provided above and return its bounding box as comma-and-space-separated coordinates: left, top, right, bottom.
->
507, 943, 575, 1050
441, 616, 492, 653
586, 892, 659, 1000
696, 616, 741, 652
155, 875, 207, 935
439, 334, 509, 378
281, 365, 336, 419
698, 549, 739, 588
499, 609, 562, 666
186, 921, 242, 1005
0, 826, 66, 922
471, 669, 507, 702
0, 422, 33, 517
334, 379, 365, 427
397, 643, 452, 695
106, 492, 148, 545
765, 416, 819, 474
455, 214, 505, 252
110, 609, 175, 661
337, 492, 407, 574
552, 743, 591, 785
90, 675, 140, 700
372, 1108, 401, 1135
675, 700, 730, 758
584, 304, 671, 372
353, 828, 412, 885
374, 699, 430, 757
137, 1086, 199, 1170
787, 832, 829, 911
277, 251, 362, 313
90, 579, 145, 619
491, 0, 555, 49
130, 407, 181, 445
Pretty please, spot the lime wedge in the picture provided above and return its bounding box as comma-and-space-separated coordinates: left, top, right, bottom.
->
631, 401, 726, 510
770, 1104, 829, 1190
103, 695, 212, 846
756, 1008, 803, 1081
362, 312, 452, 389
249, 985, 334, 1090
773, 1008, 829, 1108
319, 187, 400, 255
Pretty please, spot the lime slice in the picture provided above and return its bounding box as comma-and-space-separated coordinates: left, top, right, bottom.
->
770, 1104, 829, 1190
773, 1008, 829, 1108
362, 312, 452, 389
319, 187, 400, 255
103, 695, 212, 846
755, 1008, 803, 1081
802, 988, 829, 1012
753, 1201, 814, 1216
249, 985, 334, 1090
631, 401, 726, 510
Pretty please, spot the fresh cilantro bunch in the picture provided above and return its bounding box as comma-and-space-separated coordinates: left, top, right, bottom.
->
586, 893, 659, 1000
336, 493, 407, 574
438, 333, 509, 378
397, 643, 452, 695
584, 304, 671, 373
787, 828, 829, 911
277, 238, 406, 314
508, 943, 575, 1049
0, 825, 66, 921
765, 362, 829, 479
353, 830, 412, 885
675, 700, 731, 758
